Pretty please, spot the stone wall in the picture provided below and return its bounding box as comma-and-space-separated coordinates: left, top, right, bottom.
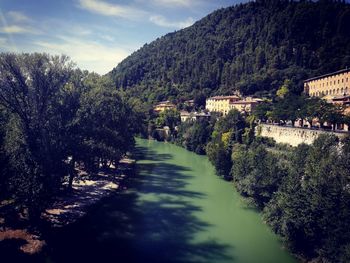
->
256, 124, 348, 147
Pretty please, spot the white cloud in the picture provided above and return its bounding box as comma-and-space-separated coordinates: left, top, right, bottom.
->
7, 11, 31, 22
78, 0, 145, 19
150, 15, 194, 29
151, 0, 193, 7
34, 36, 131, 74
100, 34, 115, 42
0, 37, 7, 45
0, 25, 40, 34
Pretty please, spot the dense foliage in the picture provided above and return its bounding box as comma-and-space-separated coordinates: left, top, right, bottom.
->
262, 136, 350, 262
110, 0, 350, 102
252, 81, 346, 129
176, 119, 212, 154
173, 103, 350, 262
0, 53, 137, 222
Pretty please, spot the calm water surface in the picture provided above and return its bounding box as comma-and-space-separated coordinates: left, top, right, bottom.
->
42, 139, 297, 263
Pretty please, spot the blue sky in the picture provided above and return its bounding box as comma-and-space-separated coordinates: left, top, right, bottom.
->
0, 0, 242, 74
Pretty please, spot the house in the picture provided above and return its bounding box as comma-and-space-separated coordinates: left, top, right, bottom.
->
153, 101, 176, 112
304, 68, 350, 97
205, 95, 240, 115
180, 111, 211, 122
228, 97, 263, 113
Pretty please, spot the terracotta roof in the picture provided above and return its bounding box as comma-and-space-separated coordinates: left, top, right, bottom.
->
304, 68, 350, 83
229, 99, 261, 105
207, 95, 240, 100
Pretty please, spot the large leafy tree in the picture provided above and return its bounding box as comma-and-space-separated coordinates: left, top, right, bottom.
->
74, 74, 136, 172
0, 53, 74, 218
264, 135, 350, 262
0, 53, 137, 221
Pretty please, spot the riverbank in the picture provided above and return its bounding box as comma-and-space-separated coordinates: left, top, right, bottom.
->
173, 116, 350, 263
0, 157, 135, 258
43, 158, 135, 227
22, 139, 297, 263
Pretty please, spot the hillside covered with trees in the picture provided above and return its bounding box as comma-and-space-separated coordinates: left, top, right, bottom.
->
110, 0, 350, 102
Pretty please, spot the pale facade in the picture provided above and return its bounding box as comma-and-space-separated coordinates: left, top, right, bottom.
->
228, 98, 262, 113
205, 95, 240, 115
180, 111, 211, 122
304, 68, 350, 97
154, 101, 176, 112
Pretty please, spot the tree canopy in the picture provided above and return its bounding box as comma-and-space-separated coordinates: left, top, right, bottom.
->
110, 0, 350, 102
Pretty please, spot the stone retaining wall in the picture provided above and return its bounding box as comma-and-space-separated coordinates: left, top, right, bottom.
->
256, 124, 348, 146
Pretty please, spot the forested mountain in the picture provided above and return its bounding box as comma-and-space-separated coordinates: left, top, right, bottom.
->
109, 0, 350, 102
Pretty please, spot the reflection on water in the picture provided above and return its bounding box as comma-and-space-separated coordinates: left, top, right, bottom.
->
33, 139, 296, 263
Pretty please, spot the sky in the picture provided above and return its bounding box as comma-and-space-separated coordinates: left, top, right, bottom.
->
0, 0, 242, 74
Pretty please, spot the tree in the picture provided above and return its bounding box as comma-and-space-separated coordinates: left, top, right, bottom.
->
0, 53, 74, 219
264, 135, 350, 262
74, 74, 136, 172
193, 92, 206, 109
315, 101, 344, 130
155, 109, 180, 132
206, 141, 232, 178
179, 119, 212, 154
276, 79, 291, 98
252, 101, 272, 122
0, 53, 137, 222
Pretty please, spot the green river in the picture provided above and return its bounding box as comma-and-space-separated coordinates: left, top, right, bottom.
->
43, 139, 297, 263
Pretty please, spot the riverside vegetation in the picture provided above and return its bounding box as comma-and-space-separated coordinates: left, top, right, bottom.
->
114, 1, 350, 260
0, 53, 138, 226
145, 80, 350, 262
1, 0, 350, 262
163, 102, 350, 263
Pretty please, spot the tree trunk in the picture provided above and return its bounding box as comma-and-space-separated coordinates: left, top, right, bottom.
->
68, 158, 76, 190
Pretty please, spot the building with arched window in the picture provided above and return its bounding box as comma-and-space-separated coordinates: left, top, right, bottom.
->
304, 68, 350, 97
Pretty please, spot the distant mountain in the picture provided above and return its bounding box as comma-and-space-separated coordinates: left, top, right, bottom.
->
109, 0, 350, 102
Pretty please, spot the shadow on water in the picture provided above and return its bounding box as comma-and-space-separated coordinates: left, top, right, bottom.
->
40, 144, 234, 263
132, 145, 173, 162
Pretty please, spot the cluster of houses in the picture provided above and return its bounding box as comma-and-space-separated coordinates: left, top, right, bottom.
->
153, 96, 263, 123
152, 68, 350, 133
205, 95, 262, 116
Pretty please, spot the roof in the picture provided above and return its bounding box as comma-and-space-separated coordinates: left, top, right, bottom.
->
207, 95, 240, 100
155, 101, 175, 106
180, 111, 210, 117
304, 68, 350, 83
180, 111, 191, 116
332, 95, 350, 101
230, 101, 260, 105
229, 98, 262, 105
321, 94, 336, 100
195, 112, 210, 116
